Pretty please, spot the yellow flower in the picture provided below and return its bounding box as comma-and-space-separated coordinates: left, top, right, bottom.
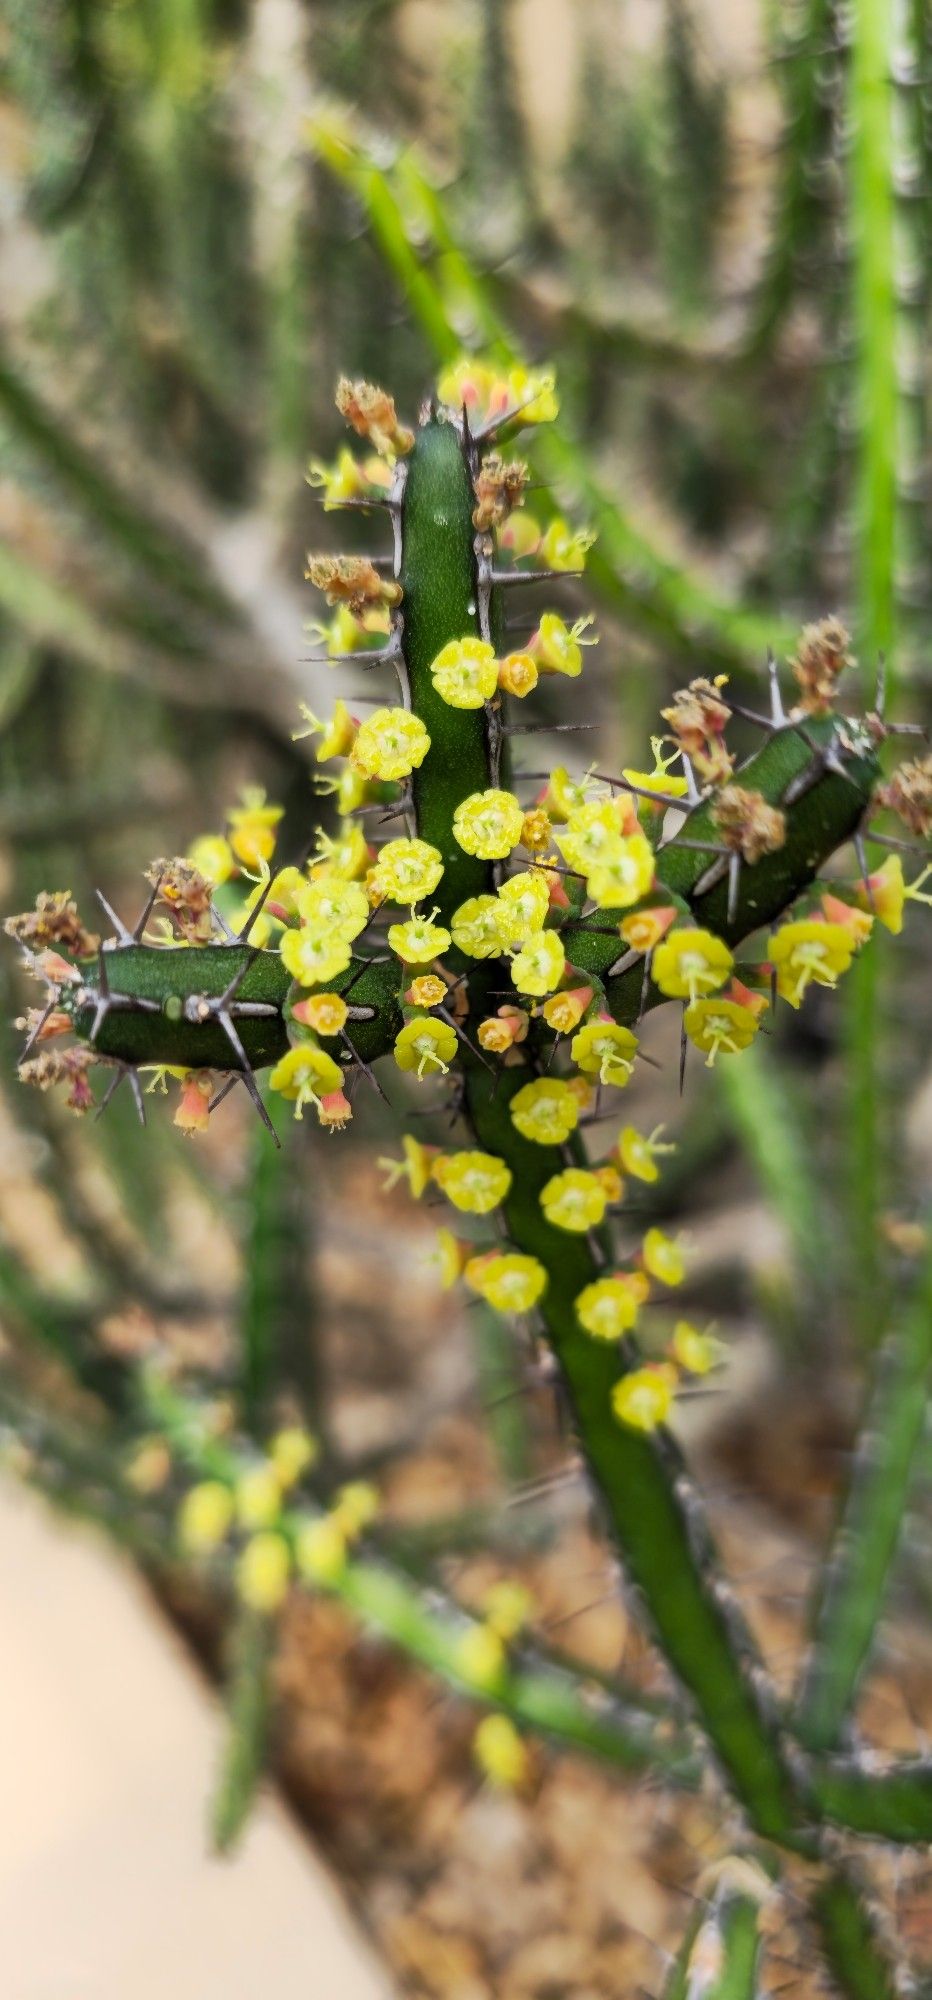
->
540, 1167, 608, 1233
684, 997, 761, 1065
586, 834, 656, 910
310, 822, 371, 882
511, 929, 566, 996
497, 651, 538, 698
465, 1251, 548, 1312
538, 517, 596, 572
642, 1227, 686, 1287
269, 1427, 318, 1487
394, 1016, 458, 1078
622, 737, 688, 801
767, 918, 854, 1007
306, 444, 387, 508
237, 1532, 291, 1613
473, 1714, 529, 1790
269, 1042, 345, 1118
618, 1125, 675, 1183
177, 1479, 234, 1554
853, 854, 905, 934
280, 927, 352, 987
378, 1133, 436, 1199
672, 1321, 722, 1375
296, 1514, 347, 1585
227, 789, 284, 870
540, 764, 591, 822
332, 1480, 379, 1538
453, 788, 525, 859
574, 1276, 641, 1341
519, 807, 552, 851
541, 985, 593, 1034
653, 927, 734, 1003
297, 877, 369, 939
235, 1465, 282, 1530
454, 1622, 506, 1688
505, 363, 559, 425
533, 611, 597, 678
509, 1076, 580, 1145
388, 910, 452, 963
451, 894, 505, 958
371, 837, 444, 905
429, 636, 498, 708
187, 833, 234, 886
612, 1365, 676, 1433
478, 1009, 527, 1052
619, 904, 678, 953
433, 1149, 513, 1215
291, 992, 348, 1037
437, 356, 557, 429
350, 707, 431, 781
482, 1580, 533, 1641
555, 797, 628, 875
406, 973, 447, 1008
495, 870, 551, 943
435, 1226, 470, 1288
570, 1019, 638, 1087
294, 697, 358, 761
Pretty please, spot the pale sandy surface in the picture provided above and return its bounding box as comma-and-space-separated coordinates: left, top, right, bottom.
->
0, 1478, 394, 2000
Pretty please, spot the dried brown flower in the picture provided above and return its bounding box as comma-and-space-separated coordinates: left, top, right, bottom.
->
472, 454, 529, 532
874, 753, 932, 839
711, 786, 787, 864
335, 378, 414, 460
789, 617, 853, 714
305, 555, 402, 615
18, 1045, 98, 1113
4, 891, 99, 959
146, 857, 214, 943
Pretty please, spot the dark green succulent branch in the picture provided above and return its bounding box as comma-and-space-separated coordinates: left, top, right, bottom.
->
7, 378, 931, 1997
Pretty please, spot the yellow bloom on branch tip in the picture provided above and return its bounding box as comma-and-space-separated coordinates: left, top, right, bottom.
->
433, 1150, 513, 1215
451, 894, 506, 959
429, 636, 498, 708
612, 1365, 677, 1433
177, 1480, 234, 1554
685, 997, 761, 1065
532, 612, 597, 678
294, 698, 357, 762
394, 1016, 458, 1078
497, 651, 538, 699
270, 1427, 318, 1487
237, 1533, 291, 1614
465, 1251, 548, 1313
510, 1076, 580, 1145
586, 833, 656, 910
555, 797, 633, 876
672, 1321, 722, 1375
280, 927, 352, 987
296, 1515, 347, 1585
269, 1043, 345, 1120
538, 517, 597, 572
297, 877, 369, 938
227, 789, 284, 870
540, 1168, 608, 1233
623, 737, 688, 801
767, 919, 854, 1007
495, 870, 551, 943
642, 1227, 686, 1287
618, 1125, 675, 1184
570, 1019, 638, 1087
542, 985, 593, 1034
511, 929, 566, 996
350, 708, 430, 781
406, 974, 447, 1009
236, 1465, 282, 1530
474, 1714, 529, 1790
291, 992, 348, 1037
652, 927, 734, 1003
454, 1622, 506, 1689
575, 1276, 641, 1341
371, 837, 444, 905
388, 910, 452, 963
378, 1133, 436, 1199
453, 789, 525, 860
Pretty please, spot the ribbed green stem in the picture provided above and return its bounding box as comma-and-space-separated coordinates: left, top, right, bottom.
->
796, 1236, 932, 1751
664, 1868, 768, 2000
211, 1606, 274, 1854
811, 1871, 901, 2000
843, 0, 899, 1344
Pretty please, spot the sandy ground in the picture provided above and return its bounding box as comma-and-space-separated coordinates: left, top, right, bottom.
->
0, 1478, 394, 2000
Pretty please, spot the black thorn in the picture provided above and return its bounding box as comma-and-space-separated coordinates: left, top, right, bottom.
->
207, 1076, 238, 1114
238, 878, 275, 945
216, 1011, 280, 1145
504, 721, 599, 736
489, 567, 582, 586
340, 1028, 388, 1102
132, 875, 163, 942
18, 994, 61, 1061
853, 828, 876, 910
94, 890, 134, 946
679, 1010, 688, 1096
436, 1005, 495, 1073
639, 949, 653, 1022
94, 1065, 126, 1121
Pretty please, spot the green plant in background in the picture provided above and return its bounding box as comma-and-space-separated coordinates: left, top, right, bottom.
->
7, 356, 932, 1991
